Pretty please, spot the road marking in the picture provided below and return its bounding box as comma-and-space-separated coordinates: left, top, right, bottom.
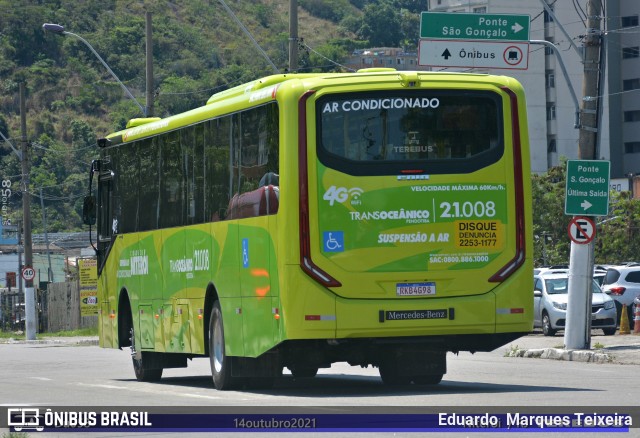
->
30, 377, 53, 381
76, 382, 224, 400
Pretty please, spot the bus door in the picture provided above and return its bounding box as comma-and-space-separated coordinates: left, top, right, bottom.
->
230, 108, 280, 358
95, 164, 117, 347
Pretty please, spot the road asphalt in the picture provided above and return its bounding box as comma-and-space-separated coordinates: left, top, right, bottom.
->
3, 329, 640, 365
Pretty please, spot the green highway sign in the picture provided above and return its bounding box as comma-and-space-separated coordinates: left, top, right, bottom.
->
565, 160, 610, 216
420, 12, 530, 42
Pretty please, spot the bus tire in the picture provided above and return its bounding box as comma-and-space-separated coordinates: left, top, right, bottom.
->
131, 325, 163, 382
133, 352, 163, 382
209, 301, 238, 390
379, 362, 410, 385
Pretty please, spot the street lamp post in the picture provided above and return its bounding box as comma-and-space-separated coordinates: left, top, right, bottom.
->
540, 231, 552, 267
42, 23, 147, 116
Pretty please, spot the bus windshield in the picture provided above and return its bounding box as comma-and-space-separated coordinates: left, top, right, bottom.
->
317, 90, 502, 174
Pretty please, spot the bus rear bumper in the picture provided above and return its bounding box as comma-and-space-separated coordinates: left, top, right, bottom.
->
333, 292, 531, 341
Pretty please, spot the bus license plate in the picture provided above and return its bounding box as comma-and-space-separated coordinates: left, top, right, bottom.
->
396, 282, 436, 296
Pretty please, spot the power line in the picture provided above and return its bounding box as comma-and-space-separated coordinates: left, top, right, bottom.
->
30, 141, 97, 154
158, 81, 234, 96
605, 25, 640, 34
217, 0, 279, 73
572, 0, 587, 25
298, 40, 355, 72
30, 179, 86, 191
31, 192, 86, 201
585, 87, 640, 101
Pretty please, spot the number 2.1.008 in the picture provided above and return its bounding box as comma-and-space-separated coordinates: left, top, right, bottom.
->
439, 201, 496, 219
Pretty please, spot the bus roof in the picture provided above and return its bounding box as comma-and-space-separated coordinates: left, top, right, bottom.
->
102, 69, 522, 147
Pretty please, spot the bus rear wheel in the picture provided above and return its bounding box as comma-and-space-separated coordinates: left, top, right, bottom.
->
209, 301, 238, 390
290, 366, 318, 379
379, 362, 411, 385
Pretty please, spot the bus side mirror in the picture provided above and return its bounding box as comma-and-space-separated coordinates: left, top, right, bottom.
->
83, 195, 96, 225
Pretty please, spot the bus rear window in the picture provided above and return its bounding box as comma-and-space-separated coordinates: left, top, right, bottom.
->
317, 90, 503, 175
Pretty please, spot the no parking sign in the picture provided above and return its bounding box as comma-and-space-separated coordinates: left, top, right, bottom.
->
567, 216, 596, 244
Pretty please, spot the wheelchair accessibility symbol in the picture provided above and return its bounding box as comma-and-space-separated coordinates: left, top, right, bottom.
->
323, 231, 344, 253
242, 238, 249, 268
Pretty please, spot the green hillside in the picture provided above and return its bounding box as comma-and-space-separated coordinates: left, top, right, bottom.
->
0, 0, 426, 232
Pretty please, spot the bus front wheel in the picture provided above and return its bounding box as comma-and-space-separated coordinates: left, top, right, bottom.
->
132, 353, 163, 382
209, 301, 238, 390
131, 327, 163, 382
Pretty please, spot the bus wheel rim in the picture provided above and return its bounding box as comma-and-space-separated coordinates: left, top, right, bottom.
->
213, 316, 224, 372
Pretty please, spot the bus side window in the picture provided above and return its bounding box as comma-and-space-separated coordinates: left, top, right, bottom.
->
226, 105, 280, 220
205, 118, 231, 222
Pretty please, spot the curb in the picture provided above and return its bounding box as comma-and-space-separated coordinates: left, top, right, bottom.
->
507, 347, 612, 363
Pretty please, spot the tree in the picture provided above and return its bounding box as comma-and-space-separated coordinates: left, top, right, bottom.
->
357, 1, 403, 47
596, 191, 640, 264
531, 160, 640, 266
394, 0, 429, 14
531, 162, 572, 266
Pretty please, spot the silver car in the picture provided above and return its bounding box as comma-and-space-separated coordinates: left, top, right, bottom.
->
533, 274, 617, 336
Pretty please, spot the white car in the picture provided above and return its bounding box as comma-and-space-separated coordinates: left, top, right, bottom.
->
533, 273, 617, 336
601, 265, 640, 325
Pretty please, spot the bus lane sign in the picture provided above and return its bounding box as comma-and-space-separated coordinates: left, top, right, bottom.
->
418, 40, 529, 70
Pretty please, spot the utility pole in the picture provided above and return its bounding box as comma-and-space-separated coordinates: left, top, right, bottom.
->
565, 0, 603, 351
20, 82, 36, 340
289, 0, 298, 73
578, 0, 602, 160
145, 11, 154, 117
40, 187, 53, 282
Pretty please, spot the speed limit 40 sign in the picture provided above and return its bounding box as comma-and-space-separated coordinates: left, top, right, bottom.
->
21, 266, 35, 281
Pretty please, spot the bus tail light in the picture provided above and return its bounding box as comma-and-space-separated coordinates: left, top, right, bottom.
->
298, 91, 341, 288
489, 87, 526, 282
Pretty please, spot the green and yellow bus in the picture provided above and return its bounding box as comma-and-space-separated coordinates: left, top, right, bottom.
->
83, 68, 533, 389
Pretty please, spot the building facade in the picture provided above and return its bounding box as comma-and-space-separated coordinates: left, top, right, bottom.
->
346, 47, 428, 71
425, 0, 638, 179
607, 1, 640, 178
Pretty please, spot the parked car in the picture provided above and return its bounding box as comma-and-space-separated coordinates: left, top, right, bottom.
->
533, 273, 617, 336
593, 269, 607, 286
601, 265, 640, 325
535, 267, 607, 285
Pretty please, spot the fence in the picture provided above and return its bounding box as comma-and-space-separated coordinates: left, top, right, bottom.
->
43, 282, 97, 332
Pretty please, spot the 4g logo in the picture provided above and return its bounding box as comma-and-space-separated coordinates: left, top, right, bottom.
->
323, 186, 364, 206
